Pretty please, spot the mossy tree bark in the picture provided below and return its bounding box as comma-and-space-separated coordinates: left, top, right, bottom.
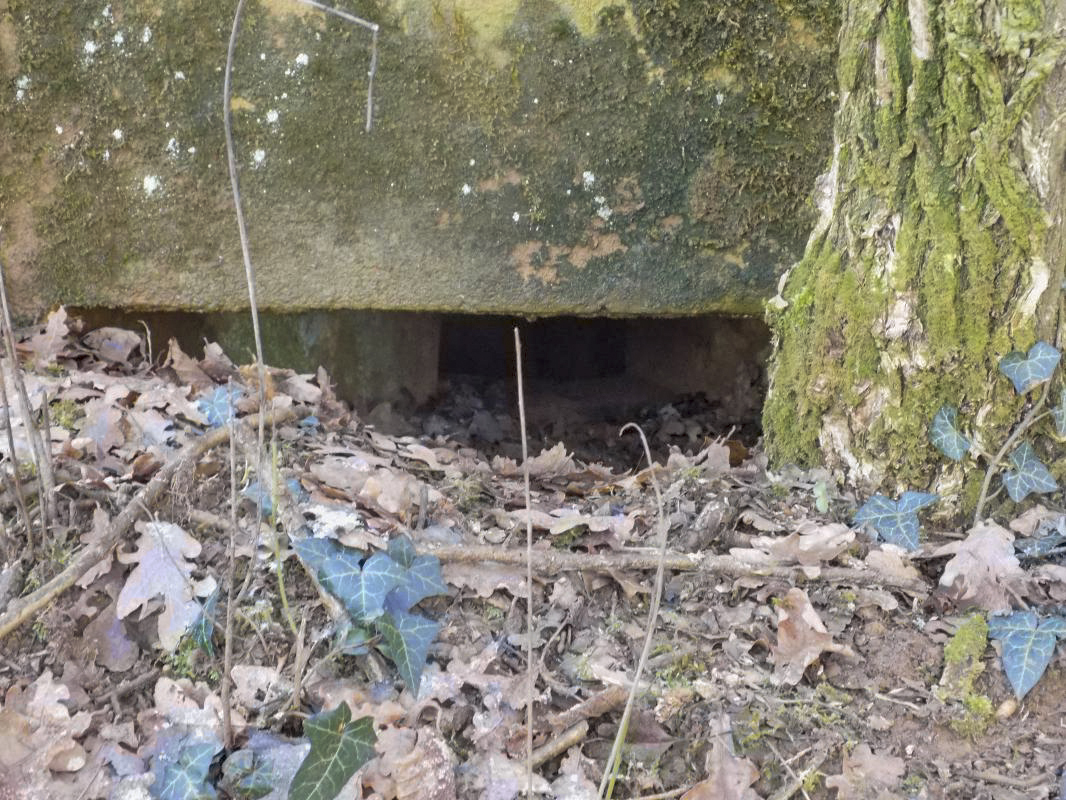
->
764, 0, 1066, 503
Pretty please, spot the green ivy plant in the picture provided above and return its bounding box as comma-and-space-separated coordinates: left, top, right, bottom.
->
855, 340, 1066, 700
294, 533, 448, 693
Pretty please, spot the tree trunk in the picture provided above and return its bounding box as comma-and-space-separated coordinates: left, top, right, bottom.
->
764, 0, 1066, 506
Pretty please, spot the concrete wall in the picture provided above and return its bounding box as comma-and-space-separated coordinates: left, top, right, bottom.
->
0, 0, 839, 321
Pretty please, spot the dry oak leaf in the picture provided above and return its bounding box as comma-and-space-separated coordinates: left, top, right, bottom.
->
772, 587, 857, 686
824, 743, 905, 799
932, 521, 1028, 613
681, 714, 761, 799
116, 521, 217, 651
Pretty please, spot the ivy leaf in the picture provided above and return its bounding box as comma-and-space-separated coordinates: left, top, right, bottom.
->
988, 611, 1066, 699
384, 537, 447, 612
219, 748, 273, 799
154, 739, 220, 800
288, 704, 376, 800
1052, 389, 1066, 438
854, 491, 938, 551
190, 588, 218, 657
377, 609, 440, 693
242, 477, 306, 518
930, 406, 970, 461
1002, 442, 1058, 503
196, 386, 243, 428
321, 550, 404, 622
998, 341, 1061, 393
293, 537, 355, 576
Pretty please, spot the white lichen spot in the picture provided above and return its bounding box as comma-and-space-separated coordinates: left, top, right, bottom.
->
252, 149, 266, 167
174, 70, 186, 80
102, 4, 112, 20
295, 53, 309, 67
266, 109, 279, 124
16, 75, 30, 90
111, 129, 123, 141
141, 26, 152, 44
187, 146, 196, 155
469, 158, 476, 166
55, 125, 64, 135
582, 171, 595, 189
716, 92, 725, 105
84, 40, 98, 56
112, 31, 124, 46
103, 149, 110, 161
15, 89, 24, 102
461, 184, 472, 196
281, 92, 288, 100
143, 175, 161, 197
166, 137, 179, 156
533, 97, 539, 104
512, 212, 520, 223
596, 204, 612, 221
260, 52, 266, 61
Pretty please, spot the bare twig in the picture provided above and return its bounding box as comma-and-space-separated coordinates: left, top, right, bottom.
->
0, 407, 295, 642
422, 543, 929, 594
513, 327, 535, 799
291, 0, 379, 132
599, 424, 668, 799
530, 721, 587, 768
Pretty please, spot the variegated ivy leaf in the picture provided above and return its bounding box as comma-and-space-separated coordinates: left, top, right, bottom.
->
988, 611, 1066, 699
998, 341, 1061, 393
1052, 389, 1066, 438
289, 704, 376, 800
1002, 442, 1058, 503
854, 491, 938, 551
930, 406, 970, 461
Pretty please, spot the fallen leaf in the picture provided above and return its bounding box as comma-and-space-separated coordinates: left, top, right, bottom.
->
932, 521, 1028, 612
824, 743, 905, 799
116, 521, 217, 651
682, 714, 761, 799
772, 587, 857, 685
82, 327, 142, 364
22, 307, 70, 367
82, 600, 139, 672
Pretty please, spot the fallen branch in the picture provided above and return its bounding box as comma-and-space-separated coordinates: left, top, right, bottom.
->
0, 408, 296, 642
422, 544, 929, 595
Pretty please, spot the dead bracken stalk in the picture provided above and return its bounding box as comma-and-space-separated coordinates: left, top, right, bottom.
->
513, 327, 535, 798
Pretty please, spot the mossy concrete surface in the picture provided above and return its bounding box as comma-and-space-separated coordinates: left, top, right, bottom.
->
0, 0, 838, 321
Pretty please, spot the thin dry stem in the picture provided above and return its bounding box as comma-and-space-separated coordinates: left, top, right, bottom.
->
0, 357, 34, 558
514, 327, 535, 798
221, 382, 240, 749
599, 423, 669, 799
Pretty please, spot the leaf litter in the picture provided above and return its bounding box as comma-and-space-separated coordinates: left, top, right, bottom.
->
0, 309, 1065, 798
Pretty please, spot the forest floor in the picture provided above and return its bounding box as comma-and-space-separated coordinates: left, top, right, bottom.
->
0, 309, 1064, 800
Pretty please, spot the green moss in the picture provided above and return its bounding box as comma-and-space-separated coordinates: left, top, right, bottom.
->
935, 614, 994, 738
764, 0, 1060, 501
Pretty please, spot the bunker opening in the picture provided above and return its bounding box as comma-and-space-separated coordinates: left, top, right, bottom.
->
73, 308, 770, 463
